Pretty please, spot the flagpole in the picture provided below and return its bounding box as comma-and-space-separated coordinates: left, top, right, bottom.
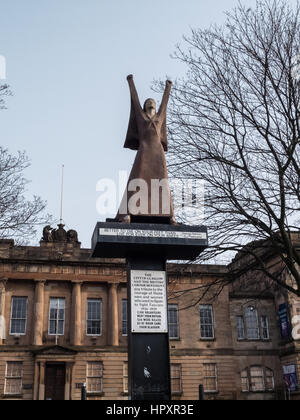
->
60, 164, 64, 225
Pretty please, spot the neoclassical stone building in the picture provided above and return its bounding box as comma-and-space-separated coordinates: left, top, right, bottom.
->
0, 229, 299, 400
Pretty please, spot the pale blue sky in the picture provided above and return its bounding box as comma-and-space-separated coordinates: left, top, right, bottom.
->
0, 0, 297, 247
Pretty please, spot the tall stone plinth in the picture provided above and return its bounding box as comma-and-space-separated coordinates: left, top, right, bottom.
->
91, 222, 208, 400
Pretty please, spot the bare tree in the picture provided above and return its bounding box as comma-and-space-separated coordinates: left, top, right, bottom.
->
157, 0, 300, 295
0, 148, 51, 243
0, 85, 51, 242
0, 84, 11, 109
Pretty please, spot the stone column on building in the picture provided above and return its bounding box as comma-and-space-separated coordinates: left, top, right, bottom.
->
71, 282, 82, 346
38, 362, 46, 400
33, 280, 45, 346
108, 282, 119, 346
64, 362, 74, 400
33, 361, 40, 400
0, 278, 7, 345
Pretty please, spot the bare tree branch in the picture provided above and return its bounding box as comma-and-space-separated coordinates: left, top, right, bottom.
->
0, 85, 52, 242
0, 84, 11, 109
0, 147, 52, 243
155, 0, 300, 296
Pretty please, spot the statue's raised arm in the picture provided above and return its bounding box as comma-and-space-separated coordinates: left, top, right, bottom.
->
158, 80, 172, 116
124, 75, 142, 150
127, 74, 143, 113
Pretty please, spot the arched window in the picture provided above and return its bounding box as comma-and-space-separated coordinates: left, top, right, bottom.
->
241, 369, 249, 392
265, 368, 275, 391
236, 307, 270, 342
245, 307, 260, 340
241, 366, 275, 392
249, 366, 264, 391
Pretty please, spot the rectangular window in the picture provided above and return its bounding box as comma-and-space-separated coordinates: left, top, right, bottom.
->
122, 300, 128, 336
49, 298, 65, 336
5, 362, 23, 395
86, 362, 103, 393
86, 299, 102, 336
168, 304, 179, 339
245, 307, 260, 340
203, 363, 218, 393
123, 362, 128, 394
171, 364, 182, 394
10, 297, 27, 335
200, 305, 214, 339
261, 316, 269, 340
237, 316, 245, 340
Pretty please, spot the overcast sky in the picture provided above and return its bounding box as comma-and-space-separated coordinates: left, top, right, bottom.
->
0, 0, 298, 247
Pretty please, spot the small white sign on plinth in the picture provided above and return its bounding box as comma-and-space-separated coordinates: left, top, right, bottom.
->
130, 270, 168, 333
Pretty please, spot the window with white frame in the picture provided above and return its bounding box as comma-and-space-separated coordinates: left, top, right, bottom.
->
241, 369, 249, 392
171, 363, 182, 394
86, 299, 102, 336
10, 297, 27, 335
48, 298, 65, 336
241, 366, 275, 392
249, 366, 264, 391
237, 310, 270, 341
200, 305, 214, 339
245, 307, 260, 340
168, 304, 179, 339
203, 363, 218, 393
261, 316, 270, 340
123, 362, 128, 393
122, 300, 128, 336
236, 316, 245, 340
86, 362, 103, 393
5, 362, 23, 395
265, 367, 275, 391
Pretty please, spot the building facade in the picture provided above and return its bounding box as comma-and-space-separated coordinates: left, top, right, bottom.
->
0, 232, 299, 400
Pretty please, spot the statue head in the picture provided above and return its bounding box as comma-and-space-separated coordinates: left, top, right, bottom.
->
143, 98, 156, 117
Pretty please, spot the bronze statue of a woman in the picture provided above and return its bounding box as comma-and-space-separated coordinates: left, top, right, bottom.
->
116, 74, 175, 223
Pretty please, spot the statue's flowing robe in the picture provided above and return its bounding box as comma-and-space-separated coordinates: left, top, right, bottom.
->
116, 78, 175, 221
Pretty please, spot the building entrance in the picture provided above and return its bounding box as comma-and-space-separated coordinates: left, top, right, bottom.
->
45, 363, 66, 400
